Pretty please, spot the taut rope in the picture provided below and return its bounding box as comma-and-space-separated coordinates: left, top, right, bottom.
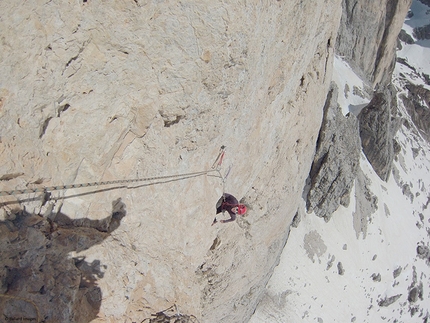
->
0, 169, 217, 197
0, 146, 230, 197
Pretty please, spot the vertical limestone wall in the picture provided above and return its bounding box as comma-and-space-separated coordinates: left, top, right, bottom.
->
0, 1, 341, 322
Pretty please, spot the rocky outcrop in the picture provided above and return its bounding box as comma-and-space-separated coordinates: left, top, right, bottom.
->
398, 29, 415, 45
400, 82, 430, 143
413, 24, 430, 40
305, 0, 411, 221
378, 294, 402, 307
0, 1, 342, 322
336, 0, 412, 87
358, 85, 401, 181
0, 208, 125, 323
352, 168, 378, 238
306, 83, 361, 221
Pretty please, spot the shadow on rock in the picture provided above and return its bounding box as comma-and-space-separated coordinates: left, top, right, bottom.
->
0, 198, 126, 323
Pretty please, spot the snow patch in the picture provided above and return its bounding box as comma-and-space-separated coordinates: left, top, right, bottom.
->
332, 56, 371, 116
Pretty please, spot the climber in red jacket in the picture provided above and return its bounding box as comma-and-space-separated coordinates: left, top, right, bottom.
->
212, 193, 247, 225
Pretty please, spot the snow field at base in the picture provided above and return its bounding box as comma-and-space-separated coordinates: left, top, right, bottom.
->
250, 142, 430, 322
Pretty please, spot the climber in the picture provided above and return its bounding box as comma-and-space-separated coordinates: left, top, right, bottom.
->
212, 193, 247, 225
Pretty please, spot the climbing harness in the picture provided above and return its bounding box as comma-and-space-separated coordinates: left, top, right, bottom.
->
211, 145, 226, 169
0, 146, 230, 198
210, 145, 231, 196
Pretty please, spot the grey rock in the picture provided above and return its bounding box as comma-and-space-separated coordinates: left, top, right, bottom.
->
371, 273, 381, 282
402, 183, 414, 202
399, 81, 430, 143
303, 230, 328, 263
306, 83, 361, 221
414, 24, 430, 40
337, 262, 345, 275
393, 139, 402, 156
378, 294, 402, 307
353, 168, 378, 238
327, 255, 336, 270
398, 29, 415, 44
0, 210, 123, 323
423, 73, 430, 85
393, 266, 402, 278
396, 57, 418, 73
336, 0, 412, 87
416, 243, 430, 260
407, 266, 423, 304
408, 283, 423, 303
418, 0, 430, 6
358, 85, 401, 181
291, 211, 301, 228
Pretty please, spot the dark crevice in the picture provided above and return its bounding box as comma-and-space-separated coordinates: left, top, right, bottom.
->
0, 173, 24, 181
300, 75, 305, 87
163, 115, 185, 127
63, 42, 88, 73
39, 117, 53, 139
57, 103, 70, 117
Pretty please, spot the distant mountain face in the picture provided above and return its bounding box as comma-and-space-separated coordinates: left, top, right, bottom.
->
305, 0, 414, 219
418, 0, 430, 7
335, 0, 412, 87
251, 1, 430, 323
396, 0, 430, 145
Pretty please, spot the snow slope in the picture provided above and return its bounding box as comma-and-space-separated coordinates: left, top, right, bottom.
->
250, 1, 430, 321
332, 56, 371, 116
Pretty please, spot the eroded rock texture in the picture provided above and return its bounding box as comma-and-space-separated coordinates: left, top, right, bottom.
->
0, 1, 341, 322
400, 82, 430, 143
306, 83, 361, 221
358, 85, 402, 181
413, 24, 430, 40
0, 206, 125, 323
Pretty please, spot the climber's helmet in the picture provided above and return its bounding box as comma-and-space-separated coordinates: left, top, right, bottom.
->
237, 204, 247, 215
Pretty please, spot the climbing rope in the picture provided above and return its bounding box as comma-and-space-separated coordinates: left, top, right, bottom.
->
210, 145, 232, 195
0, 146, 229, 197
0, 169, 217, 197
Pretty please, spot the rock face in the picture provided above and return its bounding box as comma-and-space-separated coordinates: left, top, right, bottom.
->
413, 24, 430, 40
398, 29, 415, 44
334, 0, 411, 185
0, 1, 341, 322
306, 83, 361, 221
358, 85, 401, 181
400, 81, 430, 142
336, 0, 412, 86
0, 209, 125, 323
